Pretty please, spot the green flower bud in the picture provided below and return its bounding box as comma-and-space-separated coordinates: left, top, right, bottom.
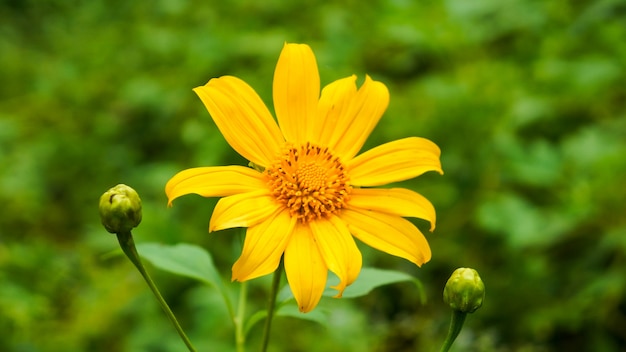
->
443, 267, 485, 313
99, 184, 142, 234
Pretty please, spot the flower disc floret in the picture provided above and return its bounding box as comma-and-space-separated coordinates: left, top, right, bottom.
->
265, 142, 351, 223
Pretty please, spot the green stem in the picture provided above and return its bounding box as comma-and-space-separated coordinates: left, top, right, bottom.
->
261, 262, 283, 352
116, 232, 197, 352
235, 280, 248, 352
439, 310, 467, 352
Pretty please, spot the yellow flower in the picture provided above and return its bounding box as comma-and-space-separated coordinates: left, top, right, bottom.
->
166, 43, 443, 312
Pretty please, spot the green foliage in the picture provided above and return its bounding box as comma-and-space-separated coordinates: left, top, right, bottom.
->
331, 267, 426, 301
1, 0, 626, 351
137, 242, 423, 347
137, 243, 225, 292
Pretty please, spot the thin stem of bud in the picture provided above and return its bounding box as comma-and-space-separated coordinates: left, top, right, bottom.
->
116, 231, 197, 352
439, 310, 467, 352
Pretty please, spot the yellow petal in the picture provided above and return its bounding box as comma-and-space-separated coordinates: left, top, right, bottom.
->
209, 190, 280, 232
309, 216, 362, 298
232, 210, 296, 282
326, 76, 390, 160
273, 43, 320, 144
340, 208, 432, 266
165, 166, 266, 206
284, 223, 328, 313
314, 75, 357, 145
194, 76, 284, 167
347, 137, 443, 186
349, 188, 437, 231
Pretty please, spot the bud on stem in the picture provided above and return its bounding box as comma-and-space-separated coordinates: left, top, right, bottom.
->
98, 184, 196, 351
99, 184, 142, 234
440, 268, 485, 352
443, 268, 485, 313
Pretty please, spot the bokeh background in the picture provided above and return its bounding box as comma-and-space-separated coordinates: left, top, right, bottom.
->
2, 0, 625, 351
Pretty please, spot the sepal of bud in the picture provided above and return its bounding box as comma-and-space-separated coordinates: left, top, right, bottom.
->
443, 267, 485, 313
99, 184, 142, 234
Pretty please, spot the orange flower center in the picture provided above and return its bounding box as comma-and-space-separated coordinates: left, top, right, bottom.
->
265, 142, 351, 223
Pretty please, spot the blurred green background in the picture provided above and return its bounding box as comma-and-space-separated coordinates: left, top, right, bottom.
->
1, 0, 625, 351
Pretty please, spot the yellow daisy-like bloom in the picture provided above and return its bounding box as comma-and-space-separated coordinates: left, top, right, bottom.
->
166, 43, 443, 313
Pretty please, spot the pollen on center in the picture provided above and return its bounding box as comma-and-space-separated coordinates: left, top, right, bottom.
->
265, 142, 351, 222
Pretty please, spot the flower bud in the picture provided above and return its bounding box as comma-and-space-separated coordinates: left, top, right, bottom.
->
99, 184, 142, 234
443, 268, 485, 313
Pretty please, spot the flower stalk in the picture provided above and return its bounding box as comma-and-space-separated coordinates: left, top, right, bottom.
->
116, 231, 197, 352
261, 261, 283, 352
440, 309, 467, 352
235, 281, 248, 352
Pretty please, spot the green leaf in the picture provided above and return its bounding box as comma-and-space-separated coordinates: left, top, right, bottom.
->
135, 242, 235, 320
243, 310, 268, 337
337, 267, 425, 302
277, 267, 425, 304
244, 303, 330, 336
275, 304, 329, 326
136, 242, 222, 287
